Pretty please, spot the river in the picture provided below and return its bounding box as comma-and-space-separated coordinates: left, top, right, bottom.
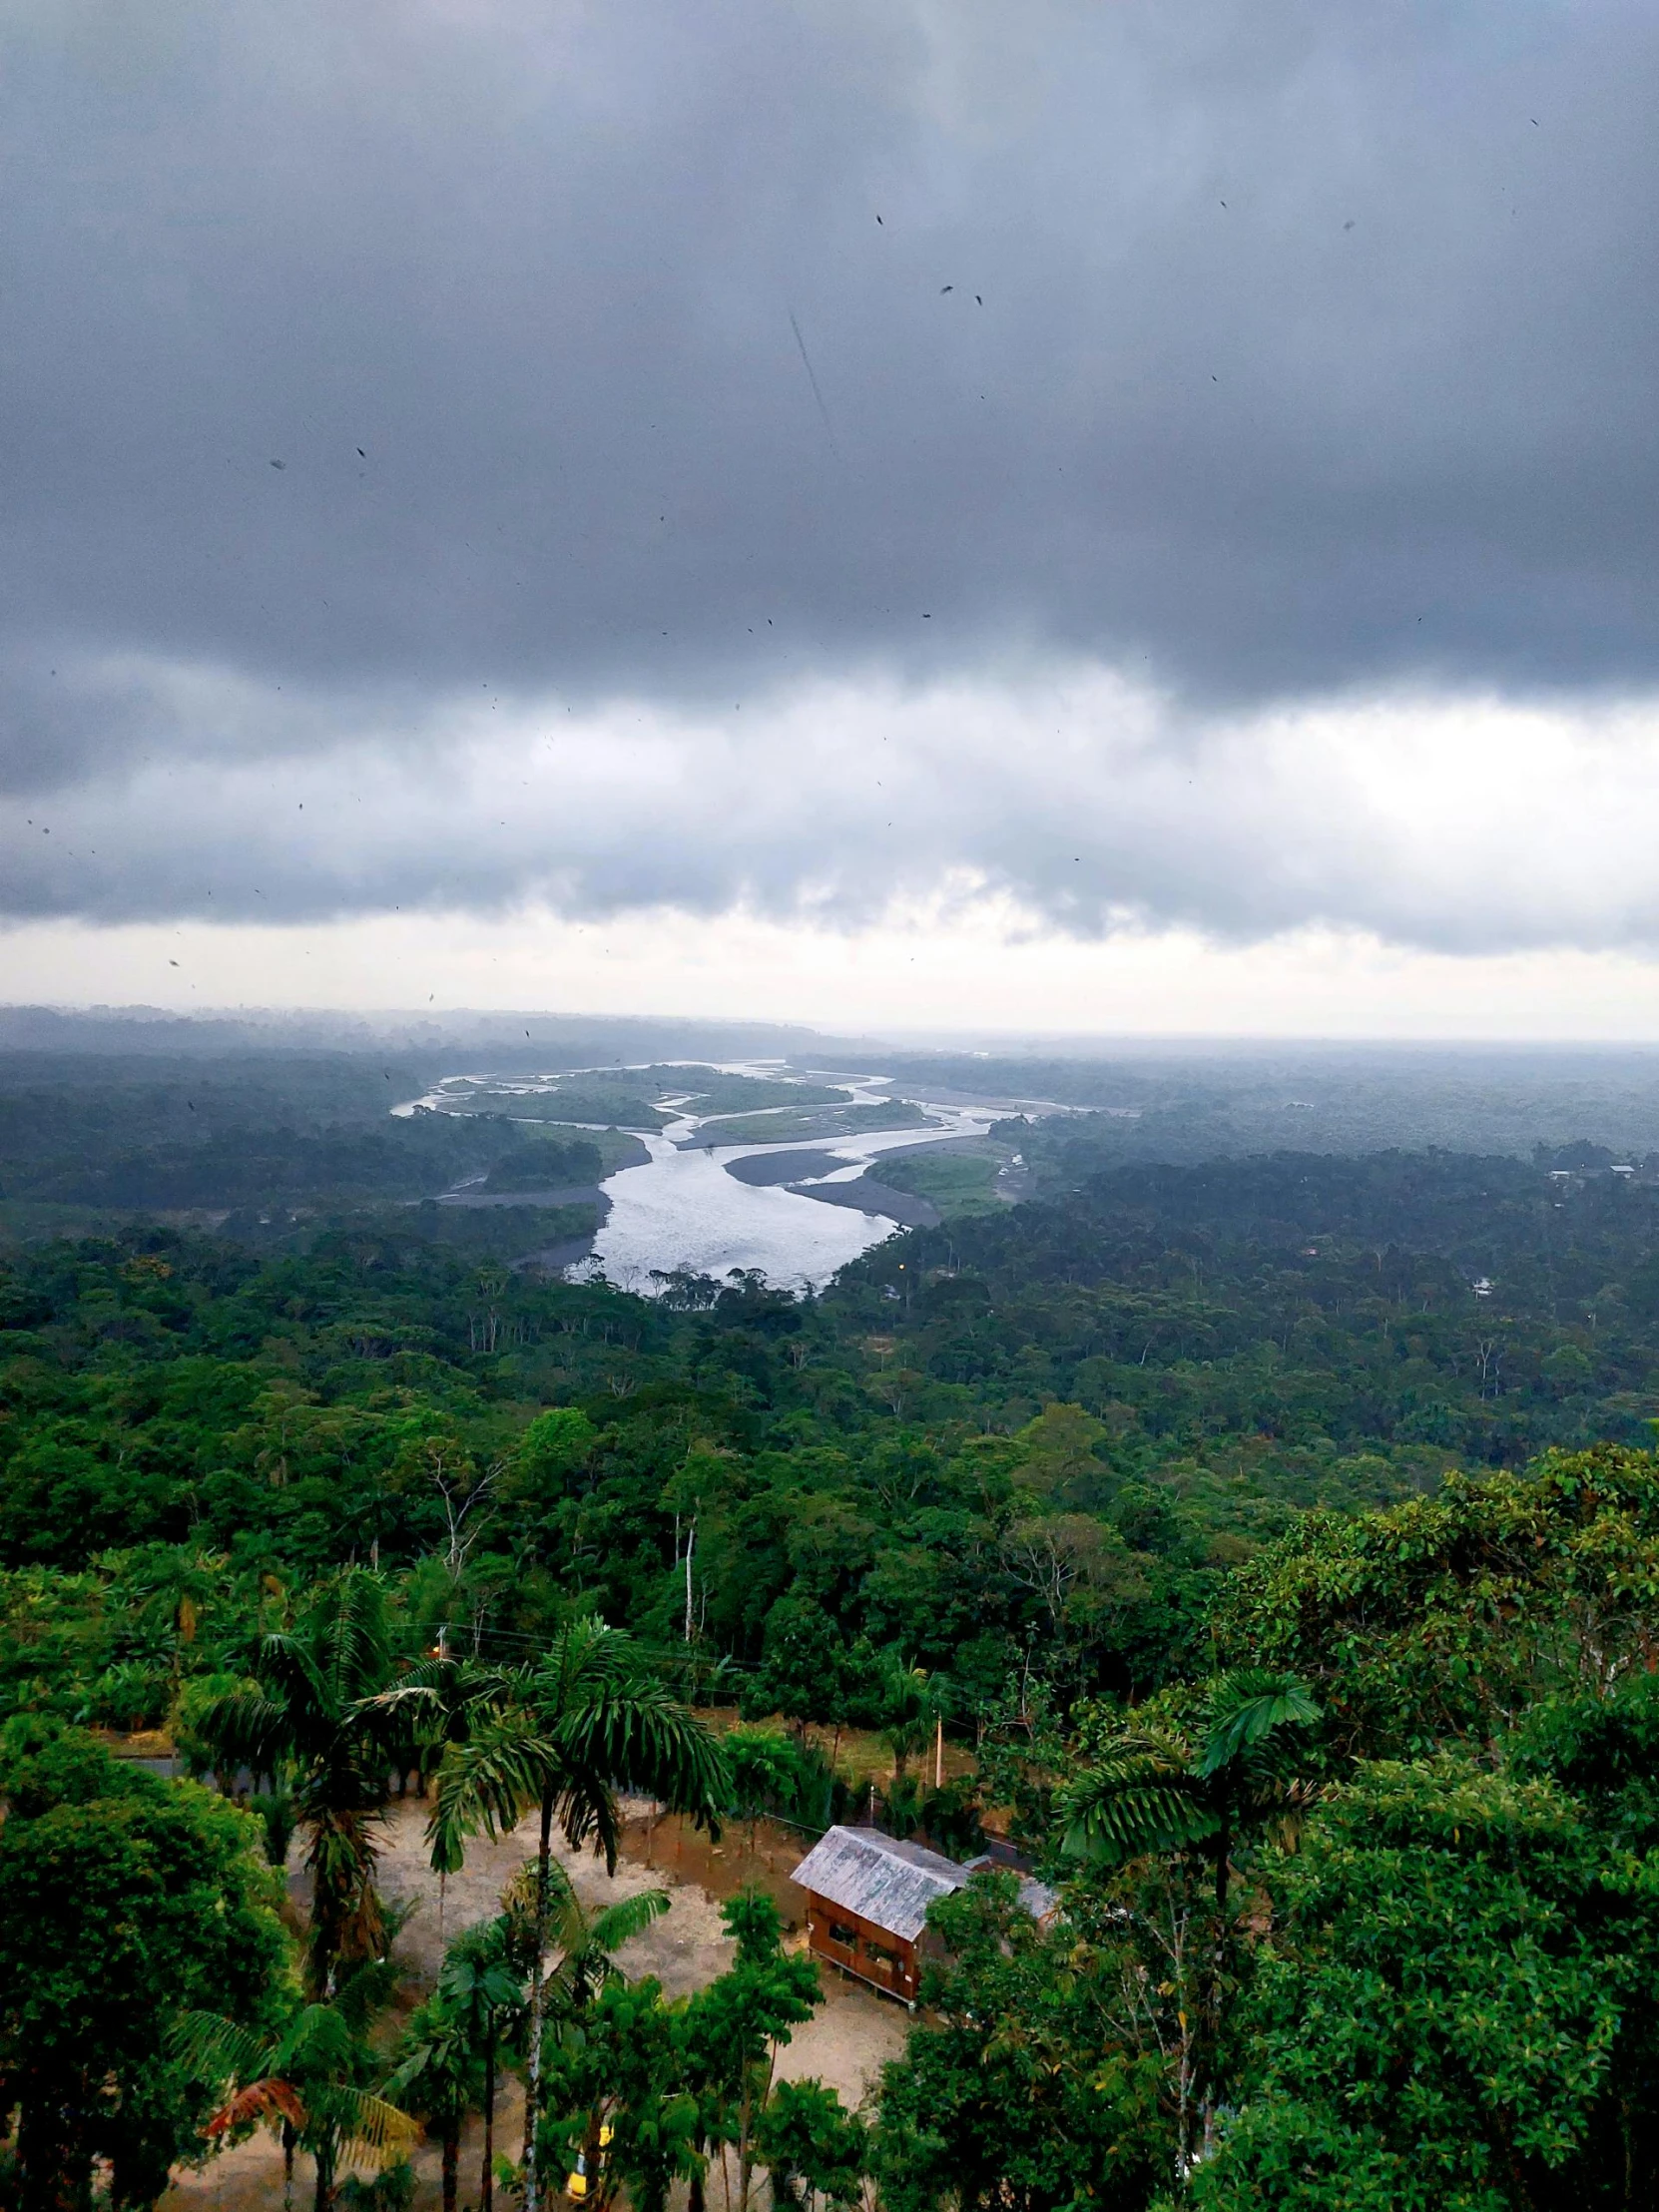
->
399, 1061, 1002, 1290
587, 1072, 997, 1292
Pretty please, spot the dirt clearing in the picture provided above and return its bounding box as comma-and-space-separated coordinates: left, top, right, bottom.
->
162, 1799, 907, 2211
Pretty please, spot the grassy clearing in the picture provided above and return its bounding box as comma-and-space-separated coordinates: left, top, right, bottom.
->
706, 1101, 937, 1146
873, 1149, 1007, 1218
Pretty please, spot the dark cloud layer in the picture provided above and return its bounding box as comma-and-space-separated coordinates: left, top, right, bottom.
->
7, 0, 1659, 956
7, 0, 1659, 750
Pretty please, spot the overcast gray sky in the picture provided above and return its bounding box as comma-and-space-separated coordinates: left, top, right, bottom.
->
6, 0, 1659, 1029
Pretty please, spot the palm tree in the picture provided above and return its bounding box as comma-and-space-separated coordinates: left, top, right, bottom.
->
196, 1570, 403, 1993
386, 1996, 481, 2212
175, 1964, 415, 2212
873, 1650, 941, 1785
405, 1617, 728, 2212
430, 1916, 529, 2212
1059, 1669, 1322, 2175
502, 1854, 671, 2023
1060, 1669, 1322, 1906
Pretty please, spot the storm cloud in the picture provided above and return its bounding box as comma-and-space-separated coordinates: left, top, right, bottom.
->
5, 0, 1659, 945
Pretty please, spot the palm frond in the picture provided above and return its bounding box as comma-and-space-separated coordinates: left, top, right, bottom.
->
170, 2010, 275, 2088
553, 1769, 622, 1870
362, 1660, 514, 1744
556, 1679, 728, 1832
205, 2078, 307, 2140
251, 1633, 336, 1736
193, 1687, 296, 1776
330, 1957, 405, 2035
273, 2003, 358, 2076
328, 1569, 393, 1688
426, 1713, 554, 1874
533, 1616, 639, 1715
1196, 1673, 1320, 1779
1061, 1778, 1219, 1865
388, 1655, 515, 1702
286, 1570, 391, 1721
584, 1887, 670, 1954
325, 2087, 421, 2164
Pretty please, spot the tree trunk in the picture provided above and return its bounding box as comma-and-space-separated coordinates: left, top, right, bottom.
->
15, 2100, 84, 2212
282, 2120, 296, 2212
1194, 1821, 1233, 2170
442, 2127, 459, 2212
481, 2033, 496, 2212
586, 2114, 612, 2212
521, 1784, 555, 2212
737, 2053, 778, 2212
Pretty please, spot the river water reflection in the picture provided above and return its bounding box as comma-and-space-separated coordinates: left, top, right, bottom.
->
585, 1071, 994, 1291
404, 1061, 1000, 1291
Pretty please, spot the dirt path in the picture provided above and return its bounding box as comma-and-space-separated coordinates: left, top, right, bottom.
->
162, 1801, 906, 2212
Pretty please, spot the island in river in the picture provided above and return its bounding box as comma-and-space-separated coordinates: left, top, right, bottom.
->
400, 1059, 1060, 1289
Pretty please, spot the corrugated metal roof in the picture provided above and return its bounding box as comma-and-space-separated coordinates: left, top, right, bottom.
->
791, 1826, 967, 1941
964, 1854, 1058, 1925
1017, 1876, 1058, 1921
792, 1828, 1060, 1942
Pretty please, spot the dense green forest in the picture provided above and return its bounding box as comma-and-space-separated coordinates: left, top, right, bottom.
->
9, 1132, 1659, 1712
10, 1033, 1659, 2206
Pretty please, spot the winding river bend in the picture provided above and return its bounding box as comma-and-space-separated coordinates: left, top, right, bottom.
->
403, 1063, 1006, 1290
588, 1074, 996, 1292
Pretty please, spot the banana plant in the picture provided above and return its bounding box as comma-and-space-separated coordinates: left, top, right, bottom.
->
174, 1965, 416, 2212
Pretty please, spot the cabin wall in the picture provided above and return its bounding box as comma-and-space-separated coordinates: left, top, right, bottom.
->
805, 1892, 919, 2004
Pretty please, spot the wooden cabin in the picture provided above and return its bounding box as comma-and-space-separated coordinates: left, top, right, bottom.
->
790, 1825, 1056, 2008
